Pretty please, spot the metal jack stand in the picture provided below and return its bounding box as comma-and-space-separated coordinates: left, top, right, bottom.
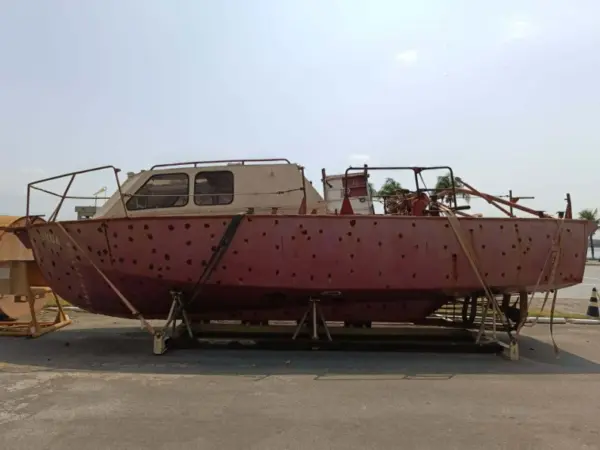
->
153, 213, 247, 354
504, 338, 519, 361
292, 297, 332, 341
153, 290, 195, 355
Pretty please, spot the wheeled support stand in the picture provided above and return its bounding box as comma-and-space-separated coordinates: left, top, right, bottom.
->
292, 297, 332, 341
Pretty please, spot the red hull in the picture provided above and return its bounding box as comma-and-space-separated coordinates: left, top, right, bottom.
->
24, 214, 593, 322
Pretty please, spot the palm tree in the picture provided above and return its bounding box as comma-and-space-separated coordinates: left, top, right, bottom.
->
377, 178, 403, 199
578, 208, 599, 260
435, 171, 470, 204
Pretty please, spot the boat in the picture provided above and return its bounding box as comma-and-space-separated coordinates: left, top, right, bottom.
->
4, 159, 597, 328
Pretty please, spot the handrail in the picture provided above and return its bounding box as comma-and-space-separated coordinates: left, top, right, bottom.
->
30, 185, 111, 200
150, 158, 292, 170
26, 165, 127, 225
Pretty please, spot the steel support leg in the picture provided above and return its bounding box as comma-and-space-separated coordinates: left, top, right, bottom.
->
153, 290, 194, 355
501, 338, 519, 361
292, 298, 332, 341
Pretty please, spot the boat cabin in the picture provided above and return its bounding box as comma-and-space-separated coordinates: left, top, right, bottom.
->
95, 159, 375, 218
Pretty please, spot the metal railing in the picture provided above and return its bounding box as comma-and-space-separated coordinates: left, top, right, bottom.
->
343, 165, 459, 210
25, 167, 311, 223
150, 158, 292, 170
26, 165, 127, 224
24, 159, 314, 223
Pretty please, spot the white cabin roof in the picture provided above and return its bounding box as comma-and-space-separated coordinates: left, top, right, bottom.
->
95, 160, 327, 218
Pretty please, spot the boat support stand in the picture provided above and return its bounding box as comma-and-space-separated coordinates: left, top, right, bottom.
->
153, 290, 195, 355
442, 209, 520, 360
154, 213, 247, 354
58, 214, 247, 355
292, 297, 332, 341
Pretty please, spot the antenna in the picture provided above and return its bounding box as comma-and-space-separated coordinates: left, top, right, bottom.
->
93, 186, 107, 208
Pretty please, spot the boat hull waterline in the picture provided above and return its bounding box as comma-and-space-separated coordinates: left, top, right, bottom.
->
22, 214, 593, 322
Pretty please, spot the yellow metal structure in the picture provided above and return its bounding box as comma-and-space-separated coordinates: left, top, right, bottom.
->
0, 216, 71, 336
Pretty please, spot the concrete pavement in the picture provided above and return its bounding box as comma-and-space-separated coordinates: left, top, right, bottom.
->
2, 314, 600, 449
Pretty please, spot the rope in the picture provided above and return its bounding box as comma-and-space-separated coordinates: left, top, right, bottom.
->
439, 203, 565, 356
55, 222, 156, 335
438, 204, 514, 344
519, 216, 566, 357
525, 218, 566, 316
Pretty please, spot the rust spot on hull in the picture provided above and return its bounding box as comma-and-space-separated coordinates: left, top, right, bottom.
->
28, 215, 592, 322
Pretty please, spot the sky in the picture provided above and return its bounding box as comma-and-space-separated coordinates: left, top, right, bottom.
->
1, 0, 599, 219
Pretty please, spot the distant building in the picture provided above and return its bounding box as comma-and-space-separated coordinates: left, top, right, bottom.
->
74, 206, 97, 220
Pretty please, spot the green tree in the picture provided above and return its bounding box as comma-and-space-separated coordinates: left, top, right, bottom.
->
578, 208, 599, 260
377, 178, 403, 198
435, 172, 470, 204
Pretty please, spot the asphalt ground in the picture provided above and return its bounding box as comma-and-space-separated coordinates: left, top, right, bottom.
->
2, 312, 600, 449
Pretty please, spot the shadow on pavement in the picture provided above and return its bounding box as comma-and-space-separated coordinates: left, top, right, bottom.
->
2, 322, 600, 377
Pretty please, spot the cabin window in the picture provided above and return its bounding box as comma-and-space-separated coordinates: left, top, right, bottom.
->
194, 171, 234, 206
126, 173, 189, 211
